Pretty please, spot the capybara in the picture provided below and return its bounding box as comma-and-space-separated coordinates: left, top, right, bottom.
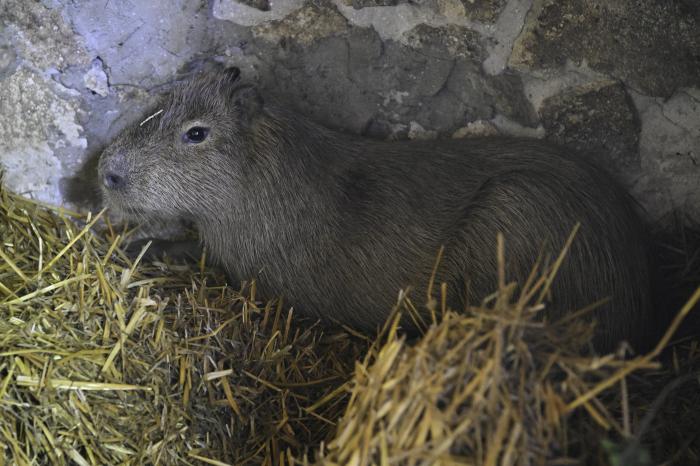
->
98, 67, 651, 350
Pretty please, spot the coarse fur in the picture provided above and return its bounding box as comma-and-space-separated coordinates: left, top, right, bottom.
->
99, 67, 652, 350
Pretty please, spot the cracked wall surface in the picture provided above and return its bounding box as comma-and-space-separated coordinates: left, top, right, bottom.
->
1, 0, 698, 224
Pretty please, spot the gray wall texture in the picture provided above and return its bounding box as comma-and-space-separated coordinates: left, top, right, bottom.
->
1, 0, 699, 224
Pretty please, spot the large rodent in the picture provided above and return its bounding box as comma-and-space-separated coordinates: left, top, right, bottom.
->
98, 67, 652, 350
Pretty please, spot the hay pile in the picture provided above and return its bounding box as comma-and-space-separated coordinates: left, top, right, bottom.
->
0, 186, 365, 465
316, 250, 699, 465
1, 183, 699, 465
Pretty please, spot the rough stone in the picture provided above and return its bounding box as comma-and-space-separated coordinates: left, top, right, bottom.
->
407, 121, 438, 140
510, 0, 700, 98
341, 0, 405, 8
0, 69, 86, 203
481, 0, 534, 75
237, 0, 271, 11
332, 1, 438, 42
430, 0, 508, 23
382, 41, 455, 99
403, 24, 484, 61
257, 32, 376, 134
452, 120, 499, 138
400, 24, 535, 127
1, 0, 88, 70
487, 71, 539, 127
409, 87, 470, 132
252, 20, 534, 137
632, 91, 700, 222
213, 0, 305, 27
83, 58, 110, 97
443, 60, 536, 128
252, 0, 350, 45
64, 0, 214, 88
519, 61, 610, 112
540, 80, 641, 171
0, 32, 19, 79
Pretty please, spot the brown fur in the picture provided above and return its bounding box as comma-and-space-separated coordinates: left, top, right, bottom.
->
98, 67, 652, 350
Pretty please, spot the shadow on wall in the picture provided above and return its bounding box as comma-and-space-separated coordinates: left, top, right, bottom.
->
62, 150, 103, 210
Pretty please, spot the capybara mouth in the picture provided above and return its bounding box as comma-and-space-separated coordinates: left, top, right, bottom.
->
100, 188, 149, 220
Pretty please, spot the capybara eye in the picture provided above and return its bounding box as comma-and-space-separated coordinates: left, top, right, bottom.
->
183, 126, 210, 144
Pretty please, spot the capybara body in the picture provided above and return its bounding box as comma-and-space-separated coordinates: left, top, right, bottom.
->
98, 68, 651, 350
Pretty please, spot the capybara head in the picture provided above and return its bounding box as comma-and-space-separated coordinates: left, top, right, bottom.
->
98, 67, 263, 222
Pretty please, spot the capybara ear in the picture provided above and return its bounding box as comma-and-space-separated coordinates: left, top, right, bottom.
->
223, 66, 241, 84
232, 84, 264, 123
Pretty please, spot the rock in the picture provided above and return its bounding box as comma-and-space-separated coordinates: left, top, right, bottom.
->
252, 0, 350, 45
445, 60, 536, 127
259, 33, 377, 134
347, 27, 385, 85
452, 120, 499, 138
212, 0, 305, 27
1, 0, 88, 70
407, 121, 438, 140
83, 58, 110, 97
332, 1, 438, 42
401, 24, 536, 127
385, 43, 455, 98
237, 0, 271, 11
540, 80, 640, 170
252, 17, 536, 137
510, 0, 700, 98
0, 69, 86, 203
632, 91, 700, 223
487, 71, 539, 127
403, 24, 484, 61
490, 114, 545, 139
429, 0, 508, 23
410, 87, 470, 131
64, 0, 215, 88
341, 0, 405, 7
0, 32, 19, 79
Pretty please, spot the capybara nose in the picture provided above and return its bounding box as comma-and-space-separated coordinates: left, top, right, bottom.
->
100, 149, 128, 190
103, 171, 126, 189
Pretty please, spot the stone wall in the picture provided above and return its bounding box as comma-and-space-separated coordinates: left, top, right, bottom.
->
1, 0, 699, 223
